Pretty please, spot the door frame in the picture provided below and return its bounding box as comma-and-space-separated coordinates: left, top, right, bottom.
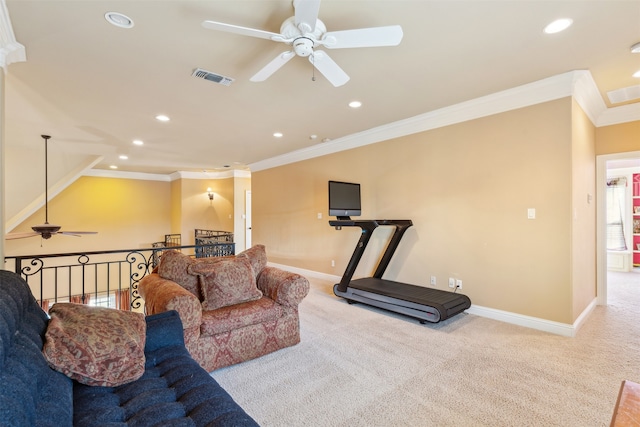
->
596, 150, 640, 306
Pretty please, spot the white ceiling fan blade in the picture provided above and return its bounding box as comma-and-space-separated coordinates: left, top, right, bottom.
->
323, 25, 403, 49
5, 232, 39, 240
250, 51, 295, 82
202, 20, 282, 41
309, 50, 349, 87
293, 0, 321, 33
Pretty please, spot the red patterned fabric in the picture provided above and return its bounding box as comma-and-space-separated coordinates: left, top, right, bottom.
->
193, 310, 302, 372
189, 257, 262, 310
236, 244, 268, 279
140, 245, 310, 372
43, 303, 146, 387
200, 297, 283, 336
157, 250, 233, 300
157, 250, 200, 297
257, 267, 310, 307
139, 274, 201, 329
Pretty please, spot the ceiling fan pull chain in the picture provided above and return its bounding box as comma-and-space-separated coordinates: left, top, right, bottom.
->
311, 53, 316, 81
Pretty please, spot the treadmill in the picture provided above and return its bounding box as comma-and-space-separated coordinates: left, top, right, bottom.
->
329, 219, 471, 323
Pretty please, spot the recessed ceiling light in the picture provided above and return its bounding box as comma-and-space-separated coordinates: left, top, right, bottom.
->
119, 155, 128, 160
273, 132, 283, 138
633, 70, 640, 78
109, 165, 118, 169
348, 101, 362, 108
133, 139, 144, 146
632, 42, 640, 54
155, 114, 170, 122
104, 12, 134, 29
544, 18, 573, 34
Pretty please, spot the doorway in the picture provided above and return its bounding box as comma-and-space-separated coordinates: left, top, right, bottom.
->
596, 151, 640, 305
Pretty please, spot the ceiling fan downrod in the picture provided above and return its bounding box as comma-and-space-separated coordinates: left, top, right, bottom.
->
41, 134, 51, 225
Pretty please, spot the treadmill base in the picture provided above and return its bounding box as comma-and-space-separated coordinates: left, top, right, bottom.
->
334, 277, 471, 323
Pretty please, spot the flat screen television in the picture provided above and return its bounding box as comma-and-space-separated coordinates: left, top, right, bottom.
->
328, 180, 361, 220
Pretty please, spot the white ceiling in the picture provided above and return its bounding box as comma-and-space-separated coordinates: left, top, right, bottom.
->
5, 0, 640, 175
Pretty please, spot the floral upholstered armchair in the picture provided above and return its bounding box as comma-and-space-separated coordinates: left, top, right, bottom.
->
139, 245, 310, 372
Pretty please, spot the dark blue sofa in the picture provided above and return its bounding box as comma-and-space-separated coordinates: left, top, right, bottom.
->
0, 270, 259, 427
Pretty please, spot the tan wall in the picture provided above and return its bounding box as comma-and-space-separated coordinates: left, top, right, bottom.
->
595, 121, 640, 155
253, 98, 577, 323
173, 178, 235, 248
5, 175, 246, 258
571, 100, 597, 319
5, 176, 172, 255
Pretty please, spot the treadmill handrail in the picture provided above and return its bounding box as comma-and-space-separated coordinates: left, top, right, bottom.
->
329, 219, 413, 292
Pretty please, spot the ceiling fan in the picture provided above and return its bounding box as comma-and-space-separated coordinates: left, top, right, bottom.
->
202, 0, 403, 87
5, 135, 98, 241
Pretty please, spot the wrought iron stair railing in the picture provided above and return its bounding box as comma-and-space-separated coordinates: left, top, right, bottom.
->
3, 242, 233, 313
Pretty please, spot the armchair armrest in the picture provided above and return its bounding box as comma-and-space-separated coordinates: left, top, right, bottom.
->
139, 273, 202, 330
257, 266, 310, 308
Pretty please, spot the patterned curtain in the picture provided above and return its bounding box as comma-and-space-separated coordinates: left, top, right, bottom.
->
116, 289, 131, 311
38, 299, 50, 313
70, 294, 91, 304
607, 177, 628, 250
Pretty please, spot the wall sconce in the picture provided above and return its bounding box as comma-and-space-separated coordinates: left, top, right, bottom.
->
207, 188, 214, 201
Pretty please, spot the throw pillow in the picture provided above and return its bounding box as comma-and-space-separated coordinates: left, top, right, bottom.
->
43, 303, 146, 387
236, 244, 268, 280
188, 257, 263, 310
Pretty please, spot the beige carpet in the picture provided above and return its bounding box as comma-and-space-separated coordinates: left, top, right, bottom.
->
211, 272, 640, 426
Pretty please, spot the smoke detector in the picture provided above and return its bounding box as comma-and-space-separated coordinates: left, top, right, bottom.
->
192, 68, 234, 86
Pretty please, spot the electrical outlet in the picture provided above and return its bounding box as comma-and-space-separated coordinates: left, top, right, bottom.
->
456, 279, 463, 290
331, 260, 335, 267
430, 276, 436, 286
448, 278, 455, 288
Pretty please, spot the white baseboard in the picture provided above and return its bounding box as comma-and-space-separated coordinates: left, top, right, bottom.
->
271, 263, 596, 337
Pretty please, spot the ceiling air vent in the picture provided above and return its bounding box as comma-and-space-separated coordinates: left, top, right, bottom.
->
192, 68, 234, 86
607, 85, 640, 104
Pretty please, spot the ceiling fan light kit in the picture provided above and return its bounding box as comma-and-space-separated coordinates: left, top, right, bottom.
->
202, 0, 403, 87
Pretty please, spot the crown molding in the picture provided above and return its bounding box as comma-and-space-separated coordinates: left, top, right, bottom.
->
596, 102, 640, 127
171, 169, 251, 181
571, 70, 607, 125
82, 168, 251, 182
84, 169, 170, 182
251, 70, 639, 172
0, 0, 26, 70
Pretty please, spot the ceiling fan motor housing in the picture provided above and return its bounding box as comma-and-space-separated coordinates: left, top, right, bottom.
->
32, 224, 61, 239
280, 16, 326, 57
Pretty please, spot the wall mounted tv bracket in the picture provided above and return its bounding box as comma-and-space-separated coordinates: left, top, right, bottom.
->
329, 219, 471, 323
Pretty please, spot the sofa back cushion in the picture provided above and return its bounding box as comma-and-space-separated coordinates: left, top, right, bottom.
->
189, 257, 263, 310
157, 250, 200, 297
158, 251, 235, 301
236, 244, 268, 280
